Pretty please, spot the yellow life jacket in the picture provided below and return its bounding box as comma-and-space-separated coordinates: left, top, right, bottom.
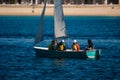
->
48, 43, 52, 50
58, 45, 64, 51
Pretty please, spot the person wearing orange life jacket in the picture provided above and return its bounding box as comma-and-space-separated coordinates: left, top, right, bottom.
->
72, 40, 80, 51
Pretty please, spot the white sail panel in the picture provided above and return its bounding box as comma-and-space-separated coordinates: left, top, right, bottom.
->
34, 0, 48, 45
54, 0, 67, 38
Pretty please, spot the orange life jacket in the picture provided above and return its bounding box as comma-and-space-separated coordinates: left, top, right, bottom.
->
72, 43, 80, 51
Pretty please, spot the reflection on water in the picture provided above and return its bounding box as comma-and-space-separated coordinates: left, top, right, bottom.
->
53, 58, 65, 66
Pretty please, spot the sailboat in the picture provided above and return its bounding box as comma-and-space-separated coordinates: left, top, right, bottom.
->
33, 0, 100, 59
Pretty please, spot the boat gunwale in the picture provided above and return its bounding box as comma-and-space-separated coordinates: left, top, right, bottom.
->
33, 46, 98, 53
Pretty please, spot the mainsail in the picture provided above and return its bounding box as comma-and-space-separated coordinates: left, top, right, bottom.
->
54, 0, 67, 38
34, 0, 48, 45
34, 0, 67, 45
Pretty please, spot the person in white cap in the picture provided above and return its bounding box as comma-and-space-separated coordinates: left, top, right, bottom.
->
74, 40, 77, 43
72, 40, 80, 51
62, 40, 64, 43
57, 40, 66, 51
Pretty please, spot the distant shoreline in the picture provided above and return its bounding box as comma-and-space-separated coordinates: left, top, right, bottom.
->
0, 5, 120, 16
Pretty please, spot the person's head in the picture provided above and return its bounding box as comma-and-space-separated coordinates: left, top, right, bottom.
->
53, 39, 57, 44
60, 40, 65, 45
51, 40, 54, 44
54, 39, 57, 42
73, 40, 77, 43
88, 39, 92, 44
61, 40, 64, 43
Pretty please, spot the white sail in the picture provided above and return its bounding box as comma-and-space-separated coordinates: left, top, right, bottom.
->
34, 0, 48, 45
54, 0, 67, 38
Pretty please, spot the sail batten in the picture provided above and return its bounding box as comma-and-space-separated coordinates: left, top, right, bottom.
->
54, 0, 67, 39
34, 0, 48, 45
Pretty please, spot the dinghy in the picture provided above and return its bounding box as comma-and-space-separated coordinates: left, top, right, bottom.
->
33, 0, 101, 59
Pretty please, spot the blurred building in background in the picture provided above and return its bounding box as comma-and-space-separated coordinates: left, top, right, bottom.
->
0, 0, 120, 5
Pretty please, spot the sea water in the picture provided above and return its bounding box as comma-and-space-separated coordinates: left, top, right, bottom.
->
0, 16, 120, 80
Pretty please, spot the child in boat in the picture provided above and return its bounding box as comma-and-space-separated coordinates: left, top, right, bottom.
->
57, 40, 66, 51
72, 40, 80, 51
85, 39, 94, 51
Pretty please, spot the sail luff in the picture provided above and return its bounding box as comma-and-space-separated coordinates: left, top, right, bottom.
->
34, 0, 48, 45
54, 0, 67, 39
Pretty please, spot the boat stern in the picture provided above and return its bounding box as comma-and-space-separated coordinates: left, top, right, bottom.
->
86, 49, 101, 59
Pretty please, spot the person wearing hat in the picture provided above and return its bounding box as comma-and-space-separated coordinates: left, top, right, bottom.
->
72, 40, 80, 51
57, 40, 66, 51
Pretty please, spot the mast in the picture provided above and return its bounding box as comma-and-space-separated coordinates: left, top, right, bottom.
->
54, 0, 67, 39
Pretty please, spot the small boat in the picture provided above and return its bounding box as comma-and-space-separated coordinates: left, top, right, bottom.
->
33, 0, 101, 59
34, 46, 100, 59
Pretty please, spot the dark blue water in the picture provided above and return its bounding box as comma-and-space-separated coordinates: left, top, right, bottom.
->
0, 16, 120, 80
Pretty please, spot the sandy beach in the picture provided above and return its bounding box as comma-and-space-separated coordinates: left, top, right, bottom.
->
0, 5, 120, 16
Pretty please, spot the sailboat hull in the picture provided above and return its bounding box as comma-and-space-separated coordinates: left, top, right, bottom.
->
34, 46, 100, 59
